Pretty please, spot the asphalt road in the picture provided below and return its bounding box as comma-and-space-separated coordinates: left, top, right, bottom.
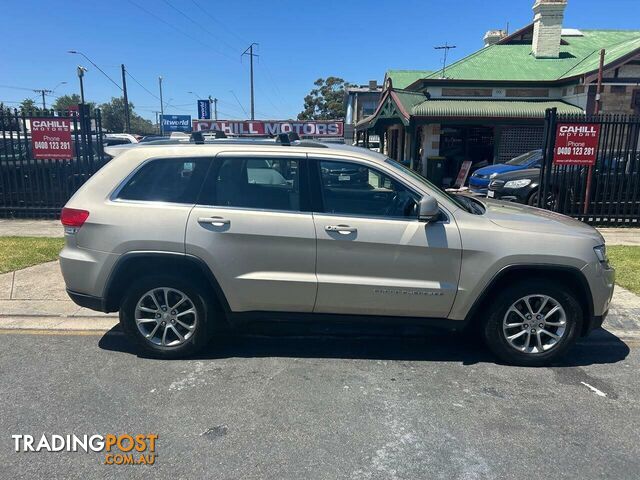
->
0, 328, 639, 480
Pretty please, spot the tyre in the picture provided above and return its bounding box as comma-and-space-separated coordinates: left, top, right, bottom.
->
482, 280, 583, 366
120, 275, 216, 359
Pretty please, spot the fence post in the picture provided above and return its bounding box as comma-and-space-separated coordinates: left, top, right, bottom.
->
539, 107, 557, 209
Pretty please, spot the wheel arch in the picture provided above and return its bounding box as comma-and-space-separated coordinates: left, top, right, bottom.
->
103, 251, 230, 314
464, 264, 594, 336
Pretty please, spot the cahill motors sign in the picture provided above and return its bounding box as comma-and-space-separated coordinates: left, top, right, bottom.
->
192, 120, 344, 137
30, 118, 73, 160
553, 123, 600, 166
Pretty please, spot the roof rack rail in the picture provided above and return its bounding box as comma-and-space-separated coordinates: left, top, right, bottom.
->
275, 132, 300, 146
191, 129, 227, 144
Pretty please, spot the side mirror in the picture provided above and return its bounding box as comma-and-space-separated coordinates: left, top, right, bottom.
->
417, 196, 440, 222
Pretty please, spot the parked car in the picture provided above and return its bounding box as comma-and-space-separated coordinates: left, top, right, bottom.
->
104, 133, 139, 146
488, 168, 541, 205
320, 160, 369, 187
59, 140, 614, 366
469, 149, 542, 194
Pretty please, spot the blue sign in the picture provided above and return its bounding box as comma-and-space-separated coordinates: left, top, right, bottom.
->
161, 114, 192, 132
197, 100, 211, 120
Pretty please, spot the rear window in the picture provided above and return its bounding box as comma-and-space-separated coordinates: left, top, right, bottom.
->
117, 158, 210, 203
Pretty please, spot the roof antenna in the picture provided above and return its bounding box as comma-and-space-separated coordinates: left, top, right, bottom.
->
434, 43, 457, 78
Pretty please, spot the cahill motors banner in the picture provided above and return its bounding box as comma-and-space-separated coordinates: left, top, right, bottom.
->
192, 120, 344, 137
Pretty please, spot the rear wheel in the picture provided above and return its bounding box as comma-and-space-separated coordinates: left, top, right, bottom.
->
120, 275, 216, 358
482, 280, 583, 366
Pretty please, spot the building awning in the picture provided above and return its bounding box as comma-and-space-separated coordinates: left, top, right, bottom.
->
411, 100, 583, 119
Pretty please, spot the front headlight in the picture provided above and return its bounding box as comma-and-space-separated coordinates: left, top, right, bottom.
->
504, 179, 532, 189
594, 245, 608, 264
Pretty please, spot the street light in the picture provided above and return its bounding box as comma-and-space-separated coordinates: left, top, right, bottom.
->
76, 66, 87, 104
187, 91, 201, 99
67, 50, 122, 91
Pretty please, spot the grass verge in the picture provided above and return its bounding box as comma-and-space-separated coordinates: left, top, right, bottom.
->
0, 237, 65, 274
608, 246, 640, 295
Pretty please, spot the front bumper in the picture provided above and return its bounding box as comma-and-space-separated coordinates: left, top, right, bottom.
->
487, 187, 528, 203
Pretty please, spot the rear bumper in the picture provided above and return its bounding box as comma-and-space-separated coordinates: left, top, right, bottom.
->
66, 289, 106, 312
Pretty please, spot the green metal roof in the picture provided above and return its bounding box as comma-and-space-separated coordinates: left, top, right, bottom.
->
422, 30, 640, 82
411, 100, 583, 118
385, 70, 434, 89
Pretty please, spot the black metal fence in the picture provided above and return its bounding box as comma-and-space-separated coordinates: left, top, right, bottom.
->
0, 106, 105, 218
539, 108, 640, 226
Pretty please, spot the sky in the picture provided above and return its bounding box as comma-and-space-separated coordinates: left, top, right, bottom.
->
1, 0, 638, 123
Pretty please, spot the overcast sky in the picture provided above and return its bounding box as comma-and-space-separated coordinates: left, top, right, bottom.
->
1, 0, 638, 121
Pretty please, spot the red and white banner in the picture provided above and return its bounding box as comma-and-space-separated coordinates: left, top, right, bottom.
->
192, 120, 344, 137
30, 118, 73, 160
553, 123, 600, 166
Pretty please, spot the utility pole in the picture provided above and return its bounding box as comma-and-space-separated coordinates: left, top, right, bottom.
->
153, 111, 161, 134
209, 95, 218, 120
33, 89, 52, 109
158, 76, 164, 136
242, 43, 259, 120
121, 64, 131, 133
434, 43, 457, 78
77, 66, 87, 104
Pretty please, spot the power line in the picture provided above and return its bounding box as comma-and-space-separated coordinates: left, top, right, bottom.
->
161, 0, 239, 57
229, 90, 248, 118
0, 84, 38, 92
190, 0, 248, 45
128, 0, 235, 63
126, 69, 161, 101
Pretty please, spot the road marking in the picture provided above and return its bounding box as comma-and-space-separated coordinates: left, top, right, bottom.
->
580, 381, 607, 397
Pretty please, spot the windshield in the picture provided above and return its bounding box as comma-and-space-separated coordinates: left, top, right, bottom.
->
506, 150, 541, 166
384, 158, 472, 212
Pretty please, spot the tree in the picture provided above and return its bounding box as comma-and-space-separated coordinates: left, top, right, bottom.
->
52, 94, 96, 113
19, 98, 37, 113
298, 77, 349, 120
100, 97, 155, 135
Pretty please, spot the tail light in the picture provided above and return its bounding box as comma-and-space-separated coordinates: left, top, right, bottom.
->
60, 208, 90, 228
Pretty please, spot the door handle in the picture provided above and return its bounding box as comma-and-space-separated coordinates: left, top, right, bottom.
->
325, 224, 357, 235
198, 216, 230, 227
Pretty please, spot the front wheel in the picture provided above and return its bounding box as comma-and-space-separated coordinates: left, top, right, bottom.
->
482, 280, 583, 366
120, 275, 215, 358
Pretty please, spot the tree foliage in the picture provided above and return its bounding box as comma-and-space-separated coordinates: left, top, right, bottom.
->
99, 97, 155, 135
19, 98, 37, 113
298, 77, 349, 120
52, 94, 96, 113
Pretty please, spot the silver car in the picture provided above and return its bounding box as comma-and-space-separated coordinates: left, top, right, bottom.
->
59, 140, 614, 366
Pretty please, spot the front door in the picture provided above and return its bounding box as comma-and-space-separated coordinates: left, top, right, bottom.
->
185, 151, 317, 313
311, 157, 462, 318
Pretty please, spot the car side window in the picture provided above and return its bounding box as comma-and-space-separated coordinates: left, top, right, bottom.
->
116, 158, 210, 204
199, 157, 301, 211
318, 160, 419, 218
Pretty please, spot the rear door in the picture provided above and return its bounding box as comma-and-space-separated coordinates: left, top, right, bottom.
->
185, 151, 317, 313
311, 156, 462, 318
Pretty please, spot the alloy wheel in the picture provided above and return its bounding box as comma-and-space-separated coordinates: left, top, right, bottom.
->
134, 287, 198, 347
502, 294, 567, 354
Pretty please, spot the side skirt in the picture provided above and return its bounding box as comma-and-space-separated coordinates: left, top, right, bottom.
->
224, 311, 467, 337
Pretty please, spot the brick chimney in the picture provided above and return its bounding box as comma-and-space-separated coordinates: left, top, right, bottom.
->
532, 0, 568, 58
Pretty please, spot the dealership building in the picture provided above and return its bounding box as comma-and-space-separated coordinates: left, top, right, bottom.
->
356, 0, 640, 184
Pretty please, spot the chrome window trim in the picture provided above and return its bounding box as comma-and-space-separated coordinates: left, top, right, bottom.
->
191, 204, 313, 216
